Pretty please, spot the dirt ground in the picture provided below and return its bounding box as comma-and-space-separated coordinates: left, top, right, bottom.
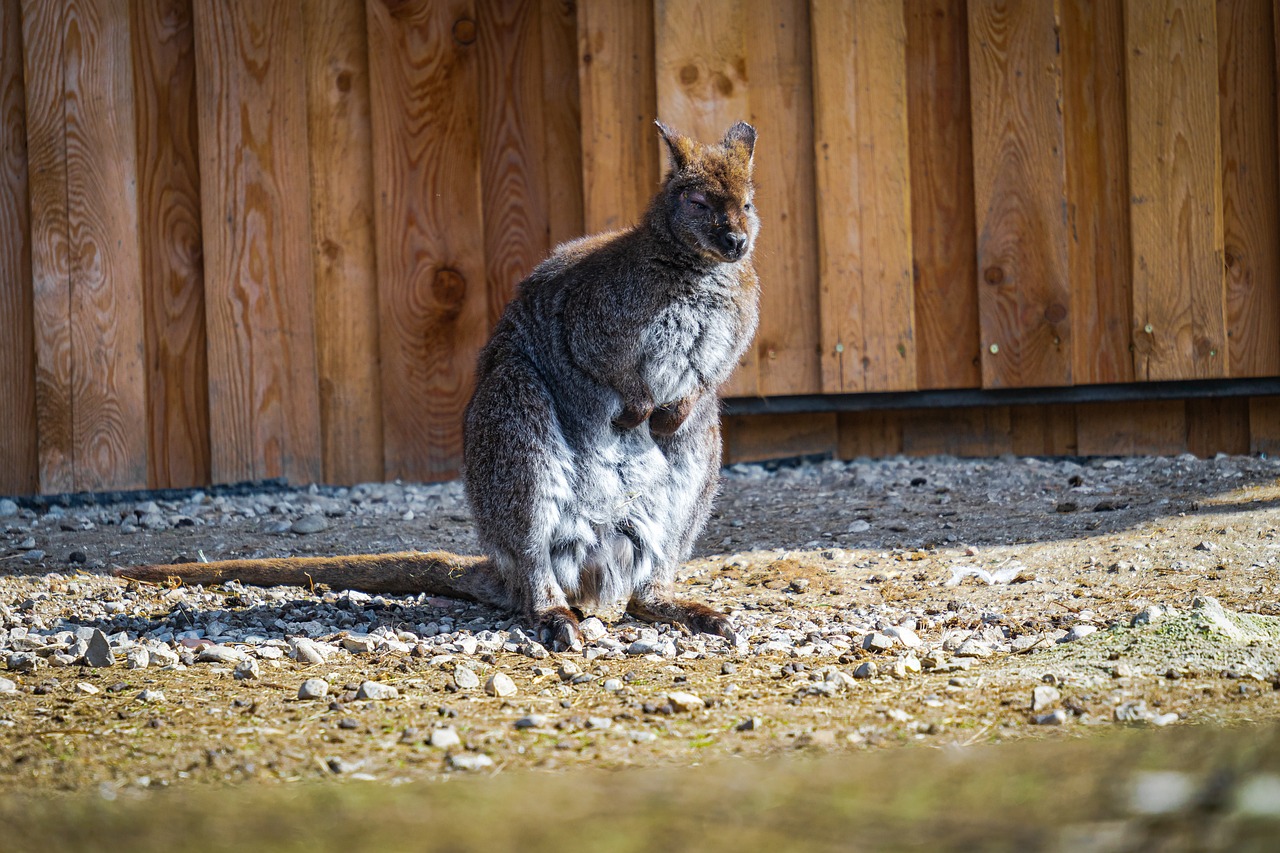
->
2, 451, 1279, 847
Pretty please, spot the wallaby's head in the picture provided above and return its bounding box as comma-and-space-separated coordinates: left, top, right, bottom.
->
655, 121, 759, 264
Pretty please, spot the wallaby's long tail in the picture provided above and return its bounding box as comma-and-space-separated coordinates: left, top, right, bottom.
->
113, 551, 508, 608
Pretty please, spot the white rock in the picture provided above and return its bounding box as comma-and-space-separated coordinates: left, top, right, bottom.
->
429, 728, 461, 748
883, 625, 922, 649
125, 648, 150, 670
75, 682, 99, 695
1061, 625, 1098, 643
356, 681, 399, 700
233, 658, 261, 680
1031, 685, 1061, 712
298, 678, 329, 700
453, 666, 480, 690
447, 753, 494, 772
579, 617, 607, 642
199, 644, 247, 664
665, 691, 705, 712
485, 672, 517, 698
0, 677, 17, 693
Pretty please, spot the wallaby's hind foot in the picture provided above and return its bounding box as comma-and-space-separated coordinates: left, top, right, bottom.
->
537, 606, 584, 652
627, 595, 737, 643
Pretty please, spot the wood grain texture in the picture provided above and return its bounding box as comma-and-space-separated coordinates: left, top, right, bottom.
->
1010, 403, 1078, 456
811, 0, 916, 394
577, 0, 657, 234
1, 0, 38, 495
905, 0, 980, 390
1248, 397, 1280, 455
478, 0, 551, 323
837, 411, 904, 459
742, 0, 821, 398
1125, 0, 1225, 381
1218, 0, 1280, 378
1185, 397, 1250, 457
539, 0, 583, 247
367, 0, 488, 482
194, 0, 321, 485
1060, 0, 1133, 385
721, 413, 837, 465
303, 0, 384, 487
22, 0, 74, 492
1076, 400, 1187, 456
901, 405, 1013, 457
968, 0, 1072, 388
130, 0, 209, 490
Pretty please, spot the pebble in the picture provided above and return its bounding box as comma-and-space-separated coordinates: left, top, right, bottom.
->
1131, 605, 1166, 627
1032, 709, 1067, 725
342, 634, 377, 654
233, 658, 260, 680
0, 498, 18, 517
198, 645, 247, 664
20, 550, 45, 562
861, 632, 895, 652
75, 682, 98, 695
83, 630, 115, 668
454, 667, 480, 690
125, 648, 150, 670
0, 676, 16, 693
1060, 625, 1098, 643
853, 662, 877, 679
430, 728, 461, 749
1031, 685, 1060, 712
298, 678, 329, 700
514, 714, 547, 729
602, 678, 623, 692
556, 662, 581, 682
447, 753, 494, 772
136, 689, 165, 703
291, 638, 329, 665
356, 681, 399, 700
953, 639, 992, 659
485, 672, 517, 698
883, 625, 922, 649
579, 617, 607, 642
291, 515, 329, 535
665, 691, 705, 712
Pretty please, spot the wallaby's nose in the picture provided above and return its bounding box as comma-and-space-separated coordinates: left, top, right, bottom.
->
721, 232, 747, 258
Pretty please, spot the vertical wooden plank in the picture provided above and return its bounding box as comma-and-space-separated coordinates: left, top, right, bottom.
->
367, 0, 487, 482
906, 0, 981, 391
721, 413, 837, 464
194, 0, 321, 485
302, 0, 383, 487
742, 0, 821, 398
1060, 0, 1134, 385
1076, 401, 1187, 455
901, 405, 1013, 457
838, 411, 904, 459
539, 0, 583, 247
478, 0, 551, 323
21, 0, 73, 493
577, 0, 657, 234
1218, 0, 1280, 378
0, 0, 38, 494
968, 0, 1072, 388
1125, 0, 1225, 380
131, 0, 210, 490
1249, 397, 1280, 455
1010, 403, 1078, 456
811, 0, 916, 394
1186, 397, 1250, 457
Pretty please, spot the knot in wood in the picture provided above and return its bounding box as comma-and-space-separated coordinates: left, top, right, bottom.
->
983, 266, 1004, 285
452, 17, 477, 45
432, 268, 467, 311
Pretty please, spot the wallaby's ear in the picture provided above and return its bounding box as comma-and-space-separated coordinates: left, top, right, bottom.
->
656, 120, 694, 172
723, 121, 756, 164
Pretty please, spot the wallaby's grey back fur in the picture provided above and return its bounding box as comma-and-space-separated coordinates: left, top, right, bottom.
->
463, 121, 760, 648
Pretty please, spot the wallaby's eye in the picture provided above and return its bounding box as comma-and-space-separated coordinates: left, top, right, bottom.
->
743, 202, 753, 211
684, 192, 710, 212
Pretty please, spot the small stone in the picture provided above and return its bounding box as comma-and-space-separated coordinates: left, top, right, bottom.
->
788, 578, 810, 593
556, 661, 581, 682
136, 689, 165, 703
514, 714, 548, 729
20, 549, 45, 562
298, 678, 329, 700
429, 728, 461, 748
627, 638, 662, 656
291, 515, 329, 535
1130, 605, 1166, 627
454, 666, 480, 690
291, 638, 328, 665
356, 681, 399, 700
665, 690, 705, 712
0, 676, 17, 693
342, 634, 377, 654
736, 717, 756, 732
0, 498, 18, 517
125, 648, 150, 670
519, 642, 549, 660
853, 661, 877, 679
485, 672, 517, 698
578, 617, 607, 642
75, 682, 99, 695
198, 645, 247, 664
447, 753, 494, 772
883, 625, 922, 649
83, 629, 115, 668
1031, 685, 1061, 712
1032, 709, 1067, 725
233, 658, 261, 680
1060, 625, 1098, 643
148, 646, 180, 668
847, 520, 871, 533
862, 632, 896, 652
602, 678, 623, 692
954, 639, 992, 658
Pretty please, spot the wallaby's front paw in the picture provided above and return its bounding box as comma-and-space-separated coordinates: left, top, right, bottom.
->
537, 606, 583, 652
612, 399, 654, 431
649, 393, 699, 437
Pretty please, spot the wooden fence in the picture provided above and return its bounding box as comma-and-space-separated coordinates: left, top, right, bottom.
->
1, 0, 1279, 497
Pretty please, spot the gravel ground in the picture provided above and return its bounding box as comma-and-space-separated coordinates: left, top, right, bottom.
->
2, 452, 1279, 793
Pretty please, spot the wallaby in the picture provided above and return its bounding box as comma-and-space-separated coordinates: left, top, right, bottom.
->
117, 121, 761, 650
